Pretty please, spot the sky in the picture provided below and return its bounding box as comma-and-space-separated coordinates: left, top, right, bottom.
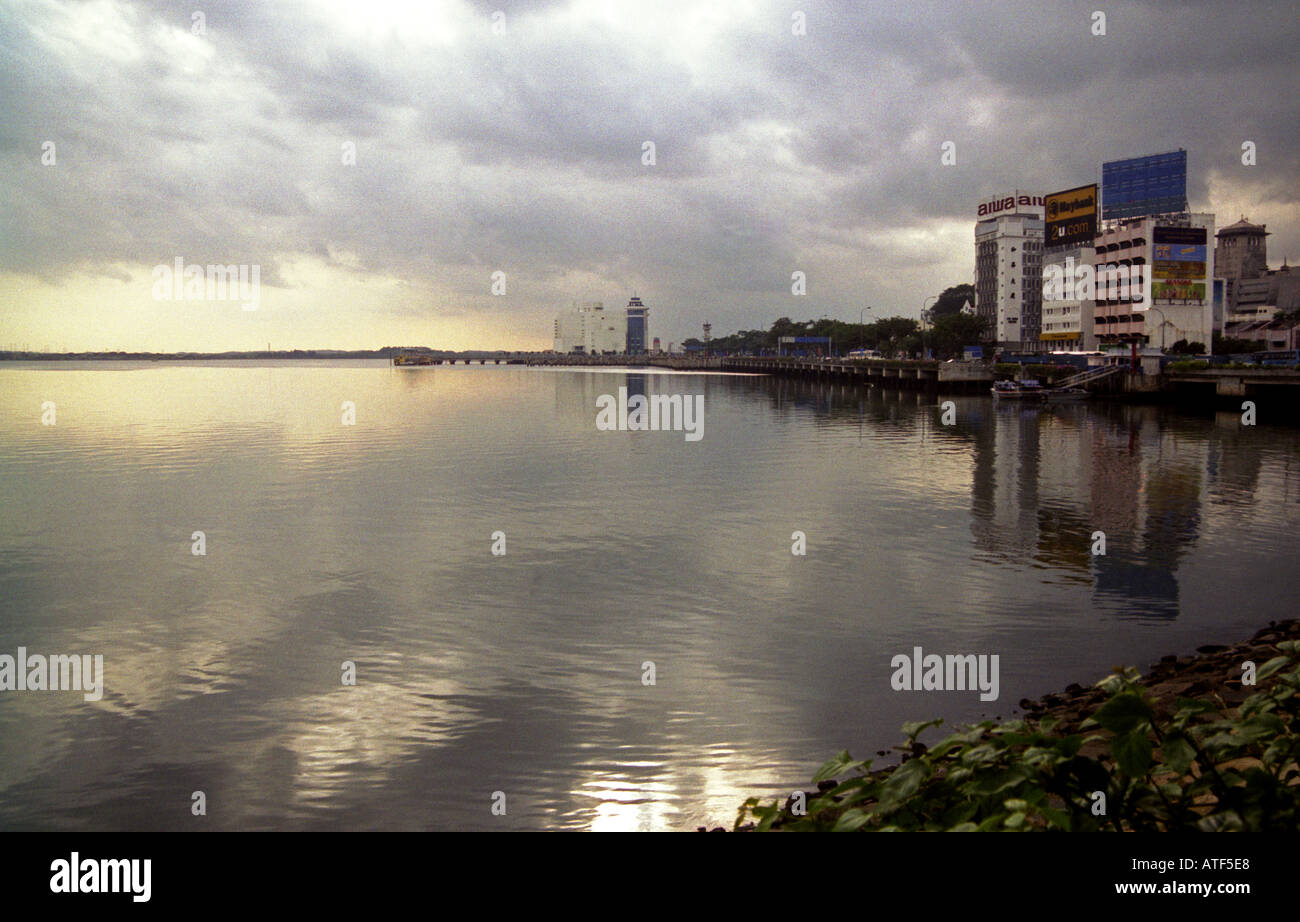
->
1, 0, 1297, 352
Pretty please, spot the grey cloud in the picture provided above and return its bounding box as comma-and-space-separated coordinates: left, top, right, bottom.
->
0, 0, 1296, 345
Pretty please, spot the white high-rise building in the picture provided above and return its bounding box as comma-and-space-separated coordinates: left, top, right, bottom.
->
553, 301, 627, 354
974, 193, 1045, 351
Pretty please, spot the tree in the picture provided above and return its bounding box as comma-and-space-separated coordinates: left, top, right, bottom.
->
1213, 332, 1257, 355
927, 313, 989, 359
930, 284, 976, 319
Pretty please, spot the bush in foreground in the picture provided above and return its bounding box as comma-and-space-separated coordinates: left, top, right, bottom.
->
737, 642, 1299, 831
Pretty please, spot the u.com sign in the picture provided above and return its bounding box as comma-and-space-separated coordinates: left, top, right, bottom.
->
1045, 184, 1098, 247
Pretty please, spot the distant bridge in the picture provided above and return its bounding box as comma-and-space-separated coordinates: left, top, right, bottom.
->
394, 352, 996, 391
718, 356, 994, 391
393, 351, 723, 369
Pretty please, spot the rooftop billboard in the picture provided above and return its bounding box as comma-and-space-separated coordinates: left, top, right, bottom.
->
1101, 150, 1187, 220
976, 190, 1044, 220
1044, 184, 1098, 247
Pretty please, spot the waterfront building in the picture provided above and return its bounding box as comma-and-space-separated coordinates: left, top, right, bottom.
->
1040, 244, 1094, 351
1090, 213, 1216, 352
1215, 218, 1269, 316
625, 295, 649, 354
553, 301, 626, 354
1225, 262, 1300, 350
974, 193, 1045, 352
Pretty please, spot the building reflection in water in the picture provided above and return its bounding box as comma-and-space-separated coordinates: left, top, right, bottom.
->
967, 401, 1208, 621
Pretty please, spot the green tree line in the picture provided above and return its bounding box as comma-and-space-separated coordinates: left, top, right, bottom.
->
682, 285, 988, 359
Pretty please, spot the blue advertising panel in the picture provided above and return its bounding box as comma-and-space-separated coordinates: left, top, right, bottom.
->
1101, 150, 1188, 220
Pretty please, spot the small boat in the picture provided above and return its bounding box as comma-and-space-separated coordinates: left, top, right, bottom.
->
1045, 386, 1091, 402
393, 353, 436, 366
991, 379, 1047, 400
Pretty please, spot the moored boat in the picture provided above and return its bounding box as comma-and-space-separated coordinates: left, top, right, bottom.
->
991, 379, 1047, 400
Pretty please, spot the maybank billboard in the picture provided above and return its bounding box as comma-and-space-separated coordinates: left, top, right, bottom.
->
1044, 184, 1097, 247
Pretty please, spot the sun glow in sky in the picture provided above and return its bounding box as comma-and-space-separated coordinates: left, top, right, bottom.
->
2, 0, 1297, 351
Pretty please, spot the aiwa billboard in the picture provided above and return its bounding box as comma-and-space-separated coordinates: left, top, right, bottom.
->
1102, 150, 1187, 220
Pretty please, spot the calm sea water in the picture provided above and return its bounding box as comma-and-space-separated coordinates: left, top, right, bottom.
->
1, 360, 1297, 831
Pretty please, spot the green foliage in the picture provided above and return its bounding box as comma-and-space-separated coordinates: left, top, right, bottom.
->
928, 312, 990, 359
1213, 333, 1259, 355
1169, 339, 1207, 355
737, 645, 1300, 832
1166, 360, 1211, 372
929, 284, 976, 320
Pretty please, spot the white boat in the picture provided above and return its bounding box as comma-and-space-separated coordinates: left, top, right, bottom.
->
991, 379, 1047, 400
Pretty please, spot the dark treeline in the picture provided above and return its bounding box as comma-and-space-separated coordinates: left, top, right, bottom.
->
684, 285, 988, 358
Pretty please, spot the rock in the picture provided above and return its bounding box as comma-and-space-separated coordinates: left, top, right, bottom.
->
817, 780, 837, 792
1197, 644, 1228, 654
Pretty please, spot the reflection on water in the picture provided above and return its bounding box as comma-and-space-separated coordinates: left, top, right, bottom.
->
0, 361, 1297, 830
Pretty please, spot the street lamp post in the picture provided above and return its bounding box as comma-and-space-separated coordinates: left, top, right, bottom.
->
921, 295, 940, 358
859, 306, 872, 351
1146, 307, 1169, 352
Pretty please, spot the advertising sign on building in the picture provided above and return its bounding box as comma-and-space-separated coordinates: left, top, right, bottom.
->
1101, 150, 1188, 220
1152, 280, 1206, 301
976, 190, 1044, 219
1044, 184, 1098, 247
1153, 226, 1207, 280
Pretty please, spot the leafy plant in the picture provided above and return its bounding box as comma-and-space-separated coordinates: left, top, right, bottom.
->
737, 643, 1300, 831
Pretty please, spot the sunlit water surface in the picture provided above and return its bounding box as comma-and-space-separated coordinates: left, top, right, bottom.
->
1, 361, 1297, 830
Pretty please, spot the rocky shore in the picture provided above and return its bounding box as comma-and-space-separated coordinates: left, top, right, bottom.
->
1009, 619, 1298, 754
713, 618, 1300, 831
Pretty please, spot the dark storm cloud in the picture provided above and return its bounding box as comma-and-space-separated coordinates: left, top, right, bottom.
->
1, 0, 1296, 339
